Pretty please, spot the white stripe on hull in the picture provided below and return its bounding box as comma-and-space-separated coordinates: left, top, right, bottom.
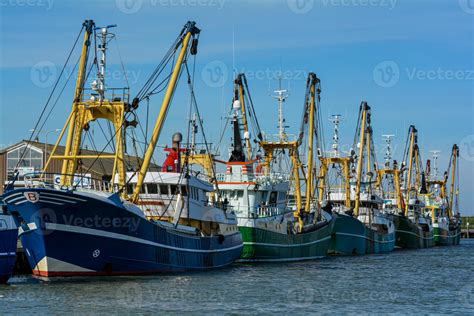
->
433, 232, 461, 238
395, 229, 434, 240
335, 232, 395, 244
243, 236, 331, 248
238, 255, 326, 263
43, 223, 243, 253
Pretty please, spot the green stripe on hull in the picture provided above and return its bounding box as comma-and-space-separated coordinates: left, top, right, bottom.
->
238, 219, 334, 262
433, 227, 461, 246
329, 213, 395, 255
391, 214, 434, 249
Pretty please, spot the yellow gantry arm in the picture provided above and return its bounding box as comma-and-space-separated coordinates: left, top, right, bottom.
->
448, 144, 458, 217
394, 169, 403, 210
318, 161, 327, 204
291, 147, 304, 229
131, 27, 196, 203
405, 127, 416, 216
318, 157, 352, 208
237, 77, 252, 160
304, 78, 316, 213
60, 20, 94, 186
354, 103, 368, 217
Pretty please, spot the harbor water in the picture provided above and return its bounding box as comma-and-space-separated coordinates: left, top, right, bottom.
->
1, 240, 473, 315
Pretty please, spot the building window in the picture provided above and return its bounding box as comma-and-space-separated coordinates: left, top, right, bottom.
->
6, 144, 43, 180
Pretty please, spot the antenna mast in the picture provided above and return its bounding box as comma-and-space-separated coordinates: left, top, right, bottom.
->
272, 76, 289, 141
383, 134, 395, 168
330, 114, 342, 158
430, 150, 441, 180
92, 25, 117, 101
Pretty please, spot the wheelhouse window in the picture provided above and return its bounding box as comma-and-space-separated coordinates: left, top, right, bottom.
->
170, 185, 178, 195
147, 183, 158, 194
127, 184, 134, 195
160, 185, 169, 196
269, 191, 278, 205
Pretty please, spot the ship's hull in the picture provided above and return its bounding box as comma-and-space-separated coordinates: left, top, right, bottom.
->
391, 214, 434, 249
328, 212, 366, 255
433, 226, 461, 246
0, 217, 17, 284
329, 212, 395, 255
3, 188, 243, 277
364, 226, 396, 254
238, 217, 334, 262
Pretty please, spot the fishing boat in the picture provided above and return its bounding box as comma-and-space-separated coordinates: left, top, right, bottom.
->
2, 20, 242, 277
0, 202, 17, 283
319, 116, 366, 255
215, 73, 334, 262
422, 146, 461, 246
325, 103, 395, 254
378, 129, 434, 249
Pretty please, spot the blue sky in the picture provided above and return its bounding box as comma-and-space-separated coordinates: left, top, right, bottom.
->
0, 0, 473, 213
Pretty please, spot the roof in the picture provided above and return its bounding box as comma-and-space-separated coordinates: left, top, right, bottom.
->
0, 139, 160, 176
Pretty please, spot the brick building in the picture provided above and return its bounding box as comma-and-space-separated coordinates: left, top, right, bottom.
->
0, 140, 155, 194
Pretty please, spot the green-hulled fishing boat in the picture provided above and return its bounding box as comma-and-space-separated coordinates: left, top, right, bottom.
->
217, 73, 334, 262
422, 146, 461, 246
379, 128, 434, 249
322, 103, 395, 255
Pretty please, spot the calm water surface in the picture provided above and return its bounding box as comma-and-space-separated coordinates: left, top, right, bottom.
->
1, 240, 473, 315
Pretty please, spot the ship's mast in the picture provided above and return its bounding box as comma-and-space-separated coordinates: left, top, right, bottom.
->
354, 102, 369, 217
376, 134, 403, 210
404, 126, 417, 216
131, 22, 200, 203
448, 144, 459, 217
43, 20, 129, 194
189, 113, 199, 154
